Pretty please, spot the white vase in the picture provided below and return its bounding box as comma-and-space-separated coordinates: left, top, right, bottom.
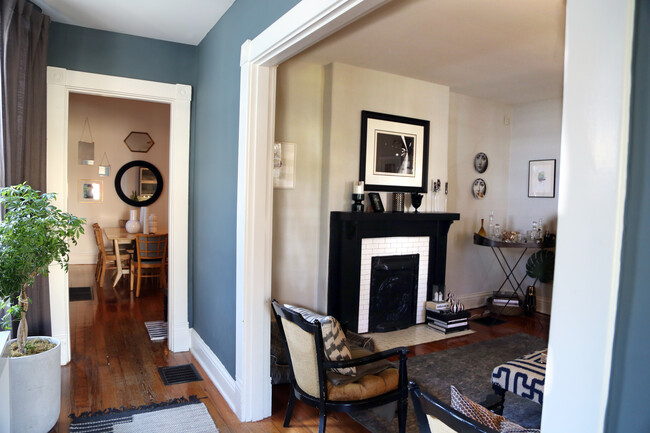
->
126, 210, 141, 233
5, 337, 61, 433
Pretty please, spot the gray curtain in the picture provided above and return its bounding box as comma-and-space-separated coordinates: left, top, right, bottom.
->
1, 0, 51, 336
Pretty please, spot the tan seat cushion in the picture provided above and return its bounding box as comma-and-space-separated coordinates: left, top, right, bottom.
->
326, 367, 399, 401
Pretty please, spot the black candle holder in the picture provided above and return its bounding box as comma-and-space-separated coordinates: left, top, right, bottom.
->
352, 194, 365, 212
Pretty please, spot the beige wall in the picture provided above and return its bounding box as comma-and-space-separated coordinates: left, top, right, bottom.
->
67, 93, 170, 264
446, 93, 513, 304
273, 61, 325, 308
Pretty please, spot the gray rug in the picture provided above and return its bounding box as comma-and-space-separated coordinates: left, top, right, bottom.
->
350, 333, 547, 432
69, 396, 218, 432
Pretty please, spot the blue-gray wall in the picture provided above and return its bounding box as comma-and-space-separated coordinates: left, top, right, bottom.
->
48, 23, 198, 86
192, 0, 300, 377
605, 1, 650, 431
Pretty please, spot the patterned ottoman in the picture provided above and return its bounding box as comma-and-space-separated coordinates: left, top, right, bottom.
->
491, 349, 547, 413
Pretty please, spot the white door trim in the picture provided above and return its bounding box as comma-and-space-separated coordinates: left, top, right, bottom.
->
235, 0, 390, 421
46, 67, 192, 364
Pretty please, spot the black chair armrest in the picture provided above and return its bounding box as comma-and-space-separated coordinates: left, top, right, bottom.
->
323, 346, 408, 369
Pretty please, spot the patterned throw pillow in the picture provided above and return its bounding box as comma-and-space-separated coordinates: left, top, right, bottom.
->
284, 305, 356, 376
450, 385, 540, 433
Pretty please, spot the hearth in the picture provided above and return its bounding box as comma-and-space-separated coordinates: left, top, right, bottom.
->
369, 254, 419, 332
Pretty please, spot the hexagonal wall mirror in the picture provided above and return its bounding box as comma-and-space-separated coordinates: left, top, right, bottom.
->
124, 131, 155, 153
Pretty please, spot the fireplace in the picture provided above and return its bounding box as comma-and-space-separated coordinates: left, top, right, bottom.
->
369, 254, 419, 332
327, 211, 459, 333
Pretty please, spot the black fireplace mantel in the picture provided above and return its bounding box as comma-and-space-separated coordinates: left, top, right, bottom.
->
327, 211, 460, 332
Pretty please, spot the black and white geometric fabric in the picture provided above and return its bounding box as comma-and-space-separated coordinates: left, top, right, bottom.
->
491, 348, 547, 405
284, 304, 356, 376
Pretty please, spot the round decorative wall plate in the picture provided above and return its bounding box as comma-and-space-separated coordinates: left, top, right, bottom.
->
474, 152, 488, 173
472, 178, 486, 199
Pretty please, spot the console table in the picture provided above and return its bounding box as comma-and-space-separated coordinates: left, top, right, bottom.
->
473, 233, 555, 304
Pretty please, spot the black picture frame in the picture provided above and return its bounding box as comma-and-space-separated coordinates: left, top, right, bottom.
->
528, 159, 556, 198
360, 111, 429, 193
368, 192, 384, 212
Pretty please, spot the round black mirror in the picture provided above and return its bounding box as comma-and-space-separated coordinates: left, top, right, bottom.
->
114, 160, 164, 207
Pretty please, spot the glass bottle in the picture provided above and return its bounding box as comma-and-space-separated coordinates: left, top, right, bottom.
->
488, 210, 494, 238
478, 219, 487, 237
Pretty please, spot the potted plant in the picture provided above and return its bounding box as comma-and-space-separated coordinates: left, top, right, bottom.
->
0, 183, 85, 433
524, 249, 555, 315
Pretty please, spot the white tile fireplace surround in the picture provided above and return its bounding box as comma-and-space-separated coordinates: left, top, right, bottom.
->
358, 236, 429, 333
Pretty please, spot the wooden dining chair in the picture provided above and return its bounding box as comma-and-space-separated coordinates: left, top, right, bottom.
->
130, 234, 168, 297
93, 224, 130, 288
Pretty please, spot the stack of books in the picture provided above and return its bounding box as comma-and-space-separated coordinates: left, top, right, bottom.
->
425, 309, 471, 334
425, 300, 450, 311
491, 292, 520, 307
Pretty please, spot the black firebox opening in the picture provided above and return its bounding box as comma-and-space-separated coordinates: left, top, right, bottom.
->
369, 254, 419, 332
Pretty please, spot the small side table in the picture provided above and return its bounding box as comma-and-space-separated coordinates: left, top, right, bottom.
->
473, 233, 555, 306
491, 349, 547, 414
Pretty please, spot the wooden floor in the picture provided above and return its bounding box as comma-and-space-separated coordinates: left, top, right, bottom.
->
54, 264, 550, 432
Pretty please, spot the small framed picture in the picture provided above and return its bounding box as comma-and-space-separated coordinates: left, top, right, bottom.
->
368, 192, 384, 212
79, 179, 103, 203
359, 111, 429, 193
474, 152, 488, 173
528, 159, 556, 198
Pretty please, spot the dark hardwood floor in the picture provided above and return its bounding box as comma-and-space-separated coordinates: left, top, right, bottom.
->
55, 264, 549, 432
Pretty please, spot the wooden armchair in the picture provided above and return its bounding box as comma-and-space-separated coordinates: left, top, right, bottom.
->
409, 382, 500, 433
271, 300, 409, 433
130, 234, 167, 297
93, 224, 129, 288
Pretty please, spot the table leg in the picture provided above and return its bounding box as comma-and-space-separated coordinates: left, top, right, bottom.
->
113, 239, 122, 287
490, 246, 529, 297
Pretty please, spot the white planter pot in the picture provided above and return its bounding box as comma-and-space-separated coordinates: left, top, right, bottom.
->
3, 336, 61, 433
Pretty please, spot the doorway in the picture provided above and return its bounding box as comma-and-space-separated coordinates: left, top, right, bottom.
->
46, 67, 191, 364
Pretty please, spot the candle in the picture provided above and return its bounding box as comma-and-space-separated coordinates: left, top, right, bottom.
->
353, 181, 364, 195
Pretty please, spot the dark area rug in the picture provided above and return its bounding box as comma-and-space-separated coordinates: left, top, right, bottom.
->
472, 316, 506, 326
69, 286, 93, 301
350, 333, 547, 432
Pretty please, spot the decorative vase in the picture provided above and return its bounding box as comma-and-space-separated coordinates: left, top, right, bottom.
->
478, 219, 487, 237
125, 210, 141, 233
392, 192, 404, 212
410, 193, 423, 212
524, 285, 537, 316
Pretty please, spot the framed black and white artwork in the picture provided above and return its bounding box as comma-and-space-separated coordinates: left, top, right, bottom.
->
368, 192, 384, 212
359, 111, 429, 193
528, 159, 556, 198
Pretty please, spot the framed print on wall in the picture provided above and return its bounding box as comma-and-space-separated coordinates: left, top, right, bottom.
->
359, 111, 429, 193
79, 179, 103, 203
528, 159, 556, 198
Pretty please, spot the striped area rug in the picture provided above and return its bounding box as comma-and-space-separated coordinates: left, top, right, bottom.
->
70, 396, 218, 432
145, 321, 168, 341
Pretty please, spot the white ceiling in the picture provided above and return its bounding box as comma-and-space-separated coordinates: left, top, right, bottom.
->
291, 0, 566, 105
33, 0, 565, 105
31, 0, 235, 45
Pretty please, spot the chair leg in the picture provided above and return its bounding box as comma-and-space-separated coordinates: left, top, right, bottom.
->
397, 395, 407, 433
318, 409, 327, 433
99, 262, 106, 288
283, 391, 296, 427
130, 264, 135, 293
136, 270, 142, 297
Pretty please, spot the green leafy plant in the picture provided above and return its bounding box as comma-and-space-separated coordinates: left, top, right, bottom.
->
525, 249, 555, 286
0, 183, 85, 355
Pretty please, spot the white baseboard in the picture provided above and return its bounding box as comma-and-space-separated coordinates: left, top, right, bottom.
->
457, 291, 552, 315
190, 329, 242, 419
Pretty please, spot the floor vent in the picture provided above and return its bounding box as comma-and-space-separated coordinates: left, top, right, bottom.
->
158, 364, 203, 385
69, 286, 93, 302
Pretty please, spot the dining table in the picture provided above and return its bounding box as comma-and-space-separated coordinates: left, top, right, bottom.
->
103, 227, 137, 287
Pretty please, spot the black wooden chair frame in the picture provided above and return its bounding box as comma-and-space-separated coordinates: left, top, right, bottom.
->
272, 300, 409, 433
409, 382, 500, 433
